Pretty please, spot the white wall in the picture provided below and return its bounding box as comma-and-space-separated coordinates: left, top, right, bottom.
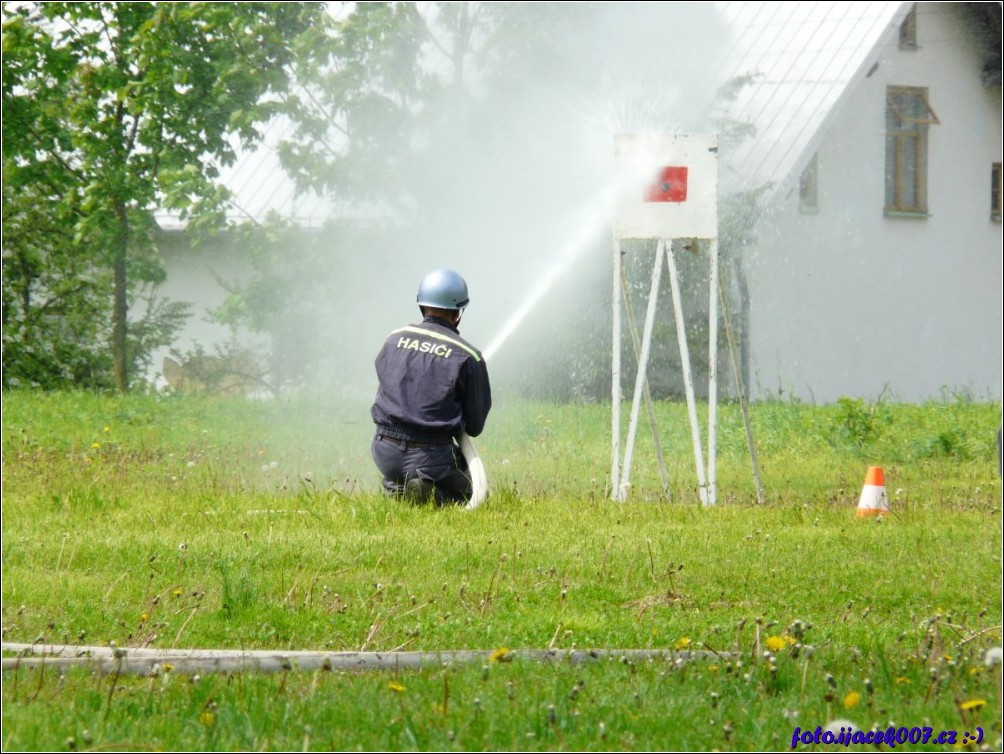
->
745, 2, 1002, 402
149, 234, 269, 387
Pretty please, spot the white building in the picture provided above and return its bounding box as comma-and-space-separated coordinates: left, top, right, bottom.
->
723, 1, 1002, 401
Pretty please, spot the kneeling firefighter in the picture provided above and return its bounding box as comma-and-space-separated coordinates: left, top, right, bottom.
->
370, 269, 492, 506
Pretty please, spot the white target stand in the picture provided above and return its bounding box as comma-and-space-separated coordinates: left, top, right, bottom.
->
610, 133, 719, 504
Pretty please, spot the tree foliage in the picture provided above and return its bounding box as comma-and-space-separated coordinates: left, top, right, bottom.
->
2, 1, 330, 390
276, 1, 435, 215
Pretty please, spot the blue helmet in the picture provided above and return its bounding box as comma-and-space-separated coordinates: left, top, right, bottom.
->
416, 269, 470, 310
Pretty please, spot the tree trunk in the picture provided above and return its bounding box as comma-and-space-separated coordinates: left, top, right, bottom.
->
451, 2, 471, 89
112, 200, 129, 393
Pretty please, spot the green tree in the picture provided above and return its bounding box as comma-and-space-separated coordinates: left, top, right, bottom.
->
2, 2, 330, 391
276, 1, 433, 214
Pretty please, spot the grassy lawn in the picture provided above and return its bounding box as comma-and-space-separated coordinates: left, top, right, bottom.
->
2, 390, 1001, 750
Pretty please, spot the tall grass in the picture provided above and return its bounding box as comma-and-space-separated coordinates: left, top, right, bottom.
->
2, 390, 1001, 750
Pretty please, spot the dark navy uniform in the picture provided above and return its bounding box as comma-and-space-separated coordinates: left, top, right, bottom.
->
371, 315, 492, 504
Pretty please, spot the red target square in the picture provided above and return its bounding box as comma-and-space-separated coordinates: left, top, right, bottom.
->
644, 166, 688, 203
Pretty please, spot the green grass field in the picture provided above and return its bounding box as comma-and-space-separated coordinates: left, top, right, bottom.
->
2, 390, 1001, 751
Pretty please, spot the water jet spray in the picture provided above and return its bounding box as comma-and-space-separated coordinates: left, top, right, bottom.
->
481, 182, 623, 363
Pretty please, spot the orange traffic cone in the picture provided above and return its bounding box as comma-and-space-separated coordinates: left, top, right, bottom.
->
855, 466, 888, 518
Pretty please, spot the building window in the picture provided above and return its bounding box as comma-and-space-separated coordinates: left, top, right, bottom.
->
899, 4, 918, 50
885, 86, 939, 215
993, 163, 1002, 222
799, 153, 818, 212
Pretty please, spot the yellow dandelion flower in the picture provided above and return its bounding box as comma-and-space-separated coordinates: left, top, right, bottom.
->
163, 663, 174, 673
959, 699, 986, 711
895, 676, 911, 685
489, 647, 512, 663
199, 710, 215, 726
173, 588, 182, 598
674, 637, 691, 651
765, 635, 787, 653
708, 664, 720, 674
139, 612, 149, 623
103, 426, 111, 433
389, 681, 406, 693
844, 691, 861, 709
91, 442, 101, 449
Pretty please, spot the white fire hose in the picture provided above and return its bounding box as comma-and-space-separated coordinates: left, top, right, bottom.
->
457, 431, 489, 509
